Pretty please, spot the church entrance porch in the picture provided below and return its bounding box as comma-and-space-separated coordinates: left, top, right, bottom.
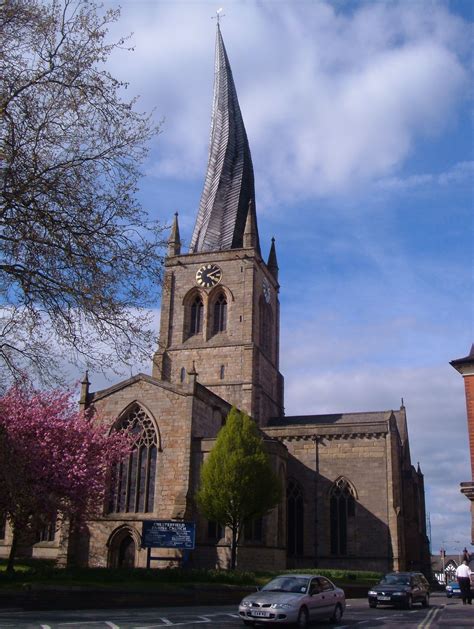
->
108, 527, 138, 568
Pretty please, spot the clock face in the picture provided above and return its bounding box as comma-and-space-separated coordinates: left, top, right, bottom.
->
196, 264, 223, 288
263, 277, 271, 303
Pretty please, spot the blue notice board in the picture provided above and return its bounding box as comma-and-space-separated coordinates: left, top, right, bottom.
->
142, 520, 195, 549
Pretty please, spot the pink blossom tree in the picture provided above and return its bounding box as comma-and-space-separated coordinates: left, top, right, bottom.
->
0, 383, 130, 572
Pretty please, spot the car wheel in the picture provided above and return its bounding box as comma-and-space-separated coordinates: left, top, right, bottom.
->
330, 603, 343, 624
422, 594, 429, 608
447, 594, 452, 598
369, 601, 377, 608
296, 606, 309, 628
405, 595, 413, 609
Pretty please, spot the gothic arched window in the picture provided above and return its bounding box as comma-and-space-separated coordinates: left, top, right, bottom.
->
259, 299, 273, 356
330, 477, 356, 555
213, 292, 227, 333
244, 517, 263, 543
108, 405, 158, 514
190, 296, 203, 335
287, 479, 304, 556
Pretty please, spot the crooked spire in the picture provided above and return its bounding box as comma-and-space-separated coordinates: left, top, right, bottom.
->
190, 24, 259, 254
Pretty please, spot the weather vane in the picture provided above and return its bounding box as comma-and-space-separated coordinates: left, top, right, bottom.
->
212, 7, 225, 25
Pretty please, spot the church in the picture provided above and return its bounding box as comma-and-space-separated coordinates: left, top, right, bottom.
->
0, 25, 430, 575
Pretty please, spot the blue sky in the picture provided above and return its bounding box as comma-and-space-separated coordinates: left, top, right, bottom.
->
94, 0, 474, 557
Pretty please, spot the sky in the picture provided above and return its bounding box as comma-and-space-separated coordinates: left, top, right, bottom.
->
90, 0, 474, 558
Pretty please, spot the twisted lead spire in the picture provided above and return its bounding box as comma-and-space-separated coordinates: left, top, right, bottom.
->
190, 24, 259, 254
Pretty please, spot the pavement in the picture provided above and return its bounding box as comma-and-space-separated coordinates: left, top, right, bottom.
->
436, 597, 474, 626
1, 585, 473, 626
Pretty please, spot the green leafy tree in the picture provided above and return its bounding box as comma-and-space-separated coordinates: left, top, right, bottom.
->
197, 407, 282, 569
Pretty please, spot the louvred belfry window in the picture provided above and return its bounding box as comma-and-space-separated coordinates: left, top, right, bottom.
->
108, 405, 158, 514
190, 296, 203, 335
259, 299, 273, 356
213, 292, 227, 333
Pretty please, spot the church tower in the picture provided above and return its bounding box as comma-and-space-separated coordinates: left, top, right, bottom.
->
152, 24, 283, 424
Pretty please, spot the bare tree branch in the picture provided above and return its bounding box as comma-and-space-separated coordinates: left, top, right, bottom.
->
0, 0, 166, 388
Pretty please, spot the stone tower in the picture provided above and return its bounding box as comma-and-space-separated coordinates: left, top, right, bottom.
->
152, 24, 284, 424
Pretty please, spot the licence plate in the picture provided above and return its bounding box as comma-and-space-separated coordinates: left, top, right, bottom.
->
252, 611, 271, 618
378, 596, 391, 601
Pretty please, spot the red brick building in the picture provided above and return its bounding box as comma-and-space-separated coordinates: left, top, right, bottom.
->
450, 345, 474, 544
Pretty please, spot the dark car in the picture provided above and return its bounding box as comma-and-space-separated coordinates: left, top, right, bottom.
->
368, 572, 430, 609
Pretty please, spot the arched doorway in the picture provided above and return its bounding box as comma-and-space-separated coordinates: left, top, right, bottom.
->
118, 534, 136, 568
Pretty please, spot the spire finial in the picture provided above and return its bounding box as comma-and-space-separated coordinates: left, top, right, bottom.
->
212, 8, 225, 25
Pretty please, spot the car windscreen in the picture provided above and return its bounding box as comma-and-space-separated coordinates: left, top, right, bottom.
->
380, 575, 410, 586
262, 577, 310, 593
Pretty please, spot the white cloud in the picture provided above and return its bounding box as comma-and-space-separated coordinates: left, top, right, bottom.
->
281, 315, 473, 553
105, 0, 470, 209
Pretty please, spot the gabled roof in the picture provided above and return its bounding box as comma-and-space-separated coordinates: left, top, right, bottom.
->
190, 24, 259, 254
88, 372, 190, 403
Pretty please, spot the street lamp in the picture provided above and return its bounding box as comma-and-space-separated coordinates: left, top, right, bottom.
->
440, 547, 446, 582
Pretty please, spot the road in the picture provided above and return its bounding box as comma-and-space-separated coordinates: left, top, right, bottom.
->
0, 594, 469, 628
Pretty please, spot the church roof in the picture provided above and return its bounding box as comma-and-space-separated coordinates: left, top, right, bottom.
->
190, 24, 259, 254
267, 410, 397, 427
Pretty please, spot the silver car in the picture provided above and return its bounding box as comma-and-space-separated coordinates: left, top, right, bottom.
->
238, 574, 345, 627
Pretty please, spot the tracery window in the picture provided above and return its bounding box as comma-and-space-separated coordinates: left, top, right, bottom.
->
190, 296, 203, 335
108, 405, 158, 514
330, 477, 356, 555
287, 479, 304, 556
36, 513, 57, 542
213, 292, 227, 333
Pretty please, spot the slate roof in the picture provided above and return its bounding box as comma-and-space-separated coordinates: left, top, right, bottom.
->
267, 410, 397, 427
190, 24, 259, 254
450, 343, 474, 367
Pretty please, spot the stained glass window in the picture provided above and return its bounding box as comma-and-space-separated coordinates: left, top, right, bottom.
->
330, 477, 356, 555
108, 405, 158, 514
287, 479, 304, 556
